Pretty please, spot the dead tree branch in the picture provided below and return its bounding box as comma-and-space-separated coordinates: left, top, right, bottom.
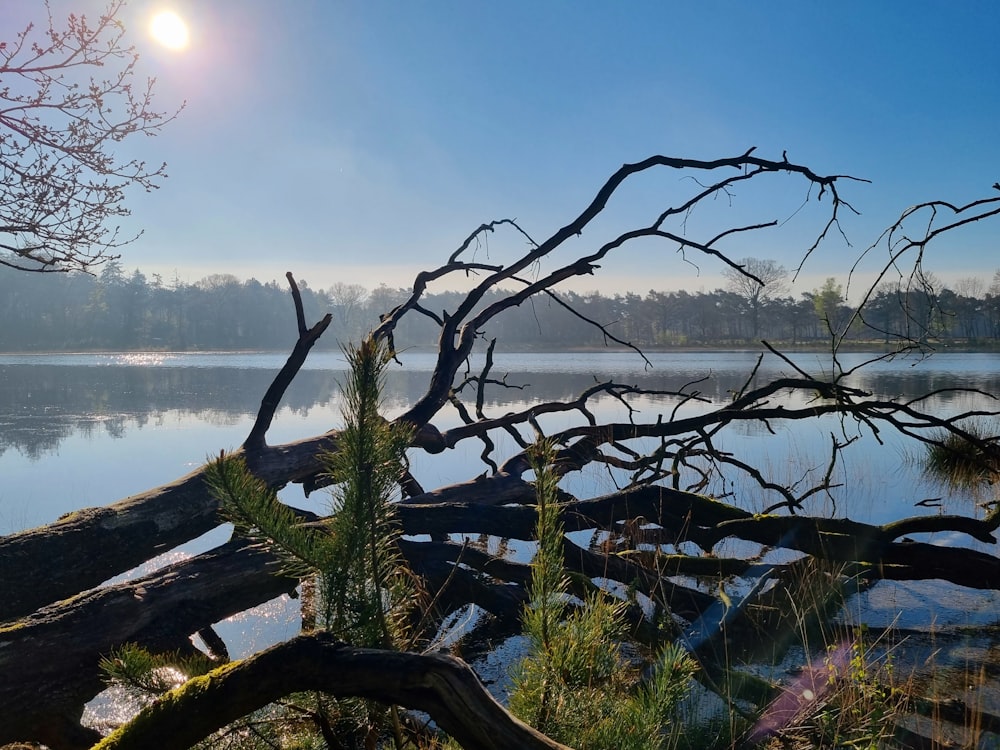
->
93, 633, 572, 750
244, 272, 332, 451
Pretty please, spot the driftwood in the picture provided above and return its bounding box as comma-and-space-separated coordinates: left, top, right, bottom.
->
0, 494, 723, 746
0, 440, 326, 623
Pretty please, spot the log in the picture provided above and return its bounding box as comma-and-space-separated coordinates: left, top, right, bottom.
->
5, 434, 1000, 745
0, 470, 736, 623
0, 536, 533, 747
93, 633, 572, 750
0, 539, 297, 750
12, 411, 994, 635
708, 514, 1000, 589
0, 434, 334, 622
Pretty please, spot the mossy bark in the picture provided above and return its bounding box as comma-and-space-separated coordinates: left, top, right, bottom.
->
0, 539, 296, 749
95, 633, 571, 750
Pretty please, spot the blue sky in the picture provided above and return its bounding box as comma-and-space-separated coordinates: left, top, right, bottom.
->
20, 1, 1000, 297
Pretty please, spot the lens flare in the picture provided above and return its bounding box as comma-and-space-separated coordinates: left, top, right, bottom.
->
150, 11, 189, 50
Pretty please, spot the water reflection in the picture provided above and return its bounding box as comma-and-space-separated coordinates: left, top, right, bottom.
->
7, 351, 1000, 719
2, 351, 998, 460
0, 364, 343, 459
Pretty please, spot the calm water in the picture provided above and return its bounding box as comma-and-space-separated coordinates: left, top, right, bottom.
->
3, 349, 1000, 659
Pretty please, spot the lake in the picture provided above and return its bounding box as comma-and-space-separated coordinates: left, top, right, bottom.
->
3, 349, 1000, 662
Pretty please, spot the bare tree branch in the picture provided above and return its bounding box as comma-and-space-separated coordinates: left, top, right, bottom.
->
0, 0, 182, 272
244, 273, 332, 451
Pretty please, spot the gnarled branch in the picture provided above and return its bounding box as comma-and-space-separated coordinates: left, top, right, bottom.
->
94, 633, 571, 750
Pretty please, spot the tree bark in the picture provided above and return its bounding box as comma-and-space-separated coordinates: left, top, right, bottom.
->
94, 633, 572, 750
0, 492, 729, 746
0, 469, 734, 623
0, 539, 297, 750
0, 433, 334, 622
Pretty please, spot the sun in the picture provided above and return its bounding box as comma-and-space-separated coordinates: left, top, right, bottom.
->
150, 11, 189, 50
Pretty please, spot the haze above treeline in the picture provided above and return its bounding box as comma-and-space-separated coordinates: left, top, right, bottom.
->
4, 259, 1000, 353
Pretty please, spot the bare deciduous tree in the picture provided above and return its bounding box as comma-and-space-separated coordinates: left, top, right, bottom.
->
722, 257, 789, 340
326, 280, 369, 342
0, 0, 180, 273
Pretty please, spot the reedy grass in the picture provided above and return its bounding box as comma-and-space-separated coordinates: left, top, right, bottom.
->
924, 422, 1000, 493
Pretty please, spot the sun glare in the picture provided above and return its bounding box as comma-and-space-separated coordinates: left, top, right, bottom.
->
150, 11, 190, 50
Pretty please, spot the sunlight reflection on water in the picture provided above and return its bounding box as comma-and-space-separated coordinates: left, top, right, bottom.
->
82, 595, 301, 732
104, 352, 170, 367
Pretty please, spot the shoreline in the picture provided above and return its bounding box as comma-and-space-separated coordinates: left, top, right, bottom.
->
3, 343, 1000, 357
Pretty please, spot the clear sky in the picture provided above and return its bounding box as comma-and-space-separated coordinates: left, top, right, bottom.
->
14, 1, 1000, 299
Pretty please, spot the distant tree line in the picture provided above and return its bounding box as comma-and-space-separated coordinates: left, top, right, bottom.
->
3, 256, 1000, 351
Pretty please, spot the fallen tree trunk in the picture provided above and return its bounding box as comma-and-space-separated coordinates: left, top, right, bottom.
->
0, 468, 741, 623
0, 433, 335, 622
93, 632, 572, 750
8, 487, 996, 745
5, 478, 1000, 742
0, 538, 297, 750
9, 447, 994, 629
0, 499, 725, 745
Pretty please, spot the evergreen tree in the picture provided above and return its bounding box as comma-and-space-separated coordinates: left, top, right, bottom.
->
204, 336, 416, 747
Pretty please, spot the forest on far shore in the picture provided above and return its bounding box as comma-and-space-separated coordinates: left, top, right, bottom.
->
4, 257, 1000, 353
